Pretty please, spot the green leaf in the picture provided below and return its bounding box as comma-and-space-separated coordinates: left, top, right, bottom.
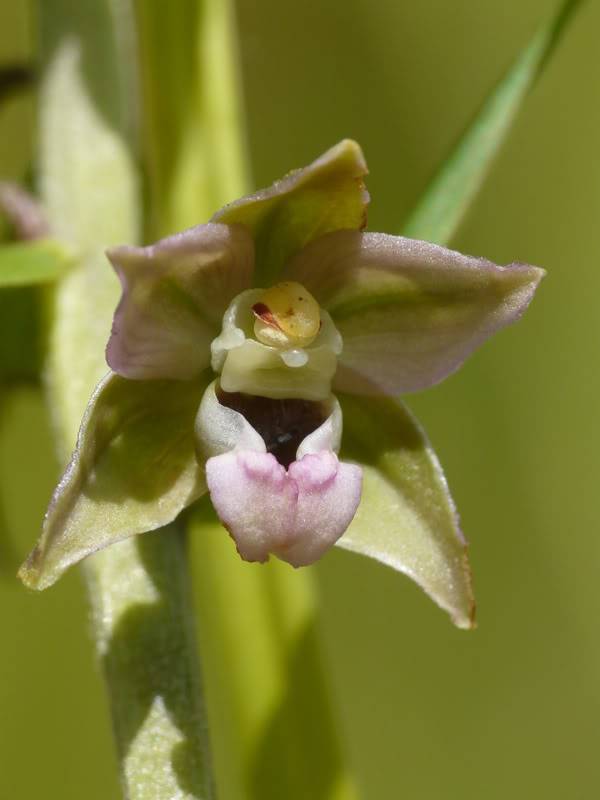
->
337, 393, 475, 629
19, 371, 209, 590
0, 239, 72, 287
402, 0, 584, 245
213, 139, 369, 285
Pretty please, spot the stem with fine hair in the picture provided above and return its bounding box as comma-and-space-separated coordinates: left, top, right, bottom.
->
38, 1, 214, 797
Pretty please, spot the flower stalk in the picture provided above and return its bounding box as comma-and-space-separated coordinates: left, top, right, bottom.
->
38, 2, 214, 797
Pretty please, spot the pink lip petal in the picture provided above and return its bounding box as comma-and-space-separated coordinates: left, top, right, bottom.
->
206, 450, 362, 567
281, 453, 362, 567
206, 451, 298, 563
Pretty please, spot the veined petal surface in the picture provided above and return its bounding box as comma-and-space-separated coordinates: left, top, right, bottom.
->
288, 230, 544, 395
106, 223, 254, 380
212, 139, 369, 285
19, 372, 208, 589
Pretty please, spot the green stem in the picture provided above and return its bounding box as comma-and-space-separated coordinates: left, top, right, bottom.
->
38, 1, 214, 797
401, 0, 584, 246
84, 527, 214, 800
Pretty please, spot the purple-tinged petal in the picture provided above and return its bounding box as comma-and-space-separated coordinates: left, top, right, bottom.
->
285, 453, 362, 566
205, 450, 362, 567
287, 230, 545, 395
212, 140, 369, 286
206, 451, 298, 563
106, 223, 254, 380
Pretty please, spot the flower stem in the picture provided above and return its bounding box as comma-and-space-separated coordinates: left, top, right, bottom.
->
38, 1, 214, 797
84, 527, 214, 800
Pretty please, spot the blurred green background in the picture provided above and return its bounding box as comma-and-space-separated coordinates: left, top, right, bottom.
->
1, 0, 599, 797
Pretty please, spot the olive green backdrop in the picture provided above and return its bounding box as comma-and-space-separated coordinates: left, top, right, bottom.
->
1, 1, 598, 797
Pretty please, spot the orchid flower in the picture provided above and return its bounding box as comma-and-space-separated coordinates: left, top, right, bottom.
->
19, 140, 544, 627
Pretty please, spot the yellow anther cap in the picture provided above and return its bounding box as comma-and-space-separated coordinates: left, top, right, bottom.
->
252, 282, 321, 348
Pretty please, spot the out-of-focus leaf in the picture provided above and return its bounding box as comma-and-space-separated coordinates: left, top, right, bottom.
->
0, 391, 19, 577
38, 26, 140, 440
135, 0, 249, 235
0, 64, 34, 104
402, 0, 584, 245
19, 371, 209, 590
337, 393, 475, 629
0, 288, 41, 381
0, 239, 72, 287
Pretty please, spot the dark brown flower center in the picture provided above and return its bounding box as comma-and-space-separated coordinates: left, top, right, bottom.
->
217, 387, 327, 468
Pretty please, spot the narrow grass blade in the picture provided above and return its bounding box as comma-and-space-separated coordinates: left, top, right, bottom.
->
402, 0, 584, 245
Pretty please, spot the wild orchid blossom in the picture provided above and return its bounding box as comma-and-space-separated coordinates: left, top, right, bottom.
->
19, 140, 543, 627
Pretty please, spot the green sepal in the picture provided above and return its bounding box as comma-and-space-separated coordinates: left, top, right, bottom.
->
0, 239, 73, 288
337, 393, 475, 629
402, 0, 584, 245
19, 371, 209, 590
212, 139, 369, 285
